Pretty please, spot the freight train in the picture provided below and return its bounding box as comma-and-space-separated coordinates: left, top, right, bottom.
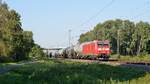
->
61, 40, 111, 59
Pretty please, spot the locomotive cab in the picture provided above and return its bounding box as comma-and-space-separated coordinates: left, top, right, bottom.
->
97, 41, 111, 58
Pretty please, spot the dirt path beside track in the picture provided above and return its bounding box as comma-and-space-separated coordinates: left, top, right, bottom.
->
0, 61, 42, 74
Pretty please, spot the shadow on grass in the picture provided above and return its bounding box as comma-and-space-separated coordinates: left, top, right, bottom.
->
0, 59, 149, 84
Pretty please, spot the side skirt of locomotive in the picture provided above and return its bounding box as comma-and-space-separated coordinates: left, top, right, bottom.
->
74, 54, 110, 60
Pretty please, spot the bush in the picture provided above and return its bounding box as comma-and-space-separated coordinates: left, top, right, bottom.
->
28, 44, 45, 60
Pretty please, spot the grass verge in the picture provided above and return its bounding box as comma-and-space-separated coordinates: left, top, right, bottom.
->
0, 59, 149, 84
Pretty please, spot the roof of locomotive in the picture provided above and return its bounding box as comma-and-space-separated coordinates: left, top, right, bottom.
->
81, 40, 110, 45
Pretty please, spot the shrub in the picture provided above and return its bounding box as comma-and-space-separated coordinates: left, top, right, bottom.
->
28, 44, 45, 60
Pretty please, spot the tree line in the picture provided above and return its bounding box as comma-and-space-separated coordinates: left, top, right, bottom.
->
79, 19, 150, 56
0, 2, 44, 62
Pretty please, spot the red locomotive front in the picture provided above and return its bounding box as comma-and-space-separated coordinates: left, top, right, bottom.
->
96, 40, 111, 58
82, 40, 111, 58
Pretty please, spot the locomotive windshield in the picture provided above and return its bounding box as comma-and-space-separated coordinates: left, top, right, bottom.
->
97, 42, 109, 46
97, 42, 103, 46
103, 43, 109, 46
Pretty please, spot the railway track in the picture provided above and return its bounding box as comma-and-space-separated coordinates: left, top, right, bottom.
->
98, 59, 150, 66
125, 62, 150, 66
62, 58, 150, 72
63, 58, 150, 66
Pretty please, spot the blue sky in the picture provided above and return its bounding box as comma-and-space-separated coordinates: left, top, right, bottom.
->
4, 0, 150, 48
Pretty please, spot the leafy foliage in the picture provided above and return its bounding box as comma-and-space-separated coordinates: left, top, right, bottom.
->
79, 19, 150, 55
0, 2, 44, 62
29, 44, 45, 60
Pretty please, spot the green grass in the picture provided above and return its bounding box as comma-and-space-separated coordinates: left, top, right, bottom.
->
119, 55, 150, 62
110, 54, 150, 62
0, 59, 150, 84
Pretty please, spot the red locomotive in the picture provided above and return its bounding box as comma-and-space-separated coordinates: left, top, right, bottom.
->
63, 40, 111, 59
81, 40, 111, 58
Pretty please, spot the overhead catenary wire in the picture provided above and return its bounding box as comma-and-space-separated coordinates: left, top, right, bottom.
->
131, 0, 150, 21
79, 0, 115, 27
70, 0, 116, 46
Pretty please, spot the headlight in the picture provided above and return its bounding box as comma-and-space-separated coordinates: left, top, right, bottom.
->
98, 48, 102, 51
104, 48, 109, 50
98, 48, 110, 51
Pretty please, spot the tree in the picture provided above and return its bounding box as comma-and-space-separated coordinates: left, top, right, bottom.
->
79, 19, 150, 56
0, 2, 43, 62
134, 21, 150, 55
